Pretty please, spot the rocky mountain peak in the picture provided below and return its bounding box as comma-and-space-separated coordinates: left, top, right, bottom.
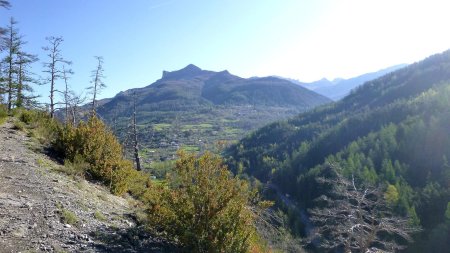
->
161, 64, 204, 80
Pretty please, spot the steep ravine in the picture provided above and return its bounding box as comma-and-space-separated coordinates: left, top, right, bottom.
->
0, 118, 173, 253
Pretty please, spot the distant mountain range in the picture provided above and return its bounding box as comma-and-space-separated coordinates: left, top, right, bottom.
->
93, 64, 331, 164
279, 64, 407, 100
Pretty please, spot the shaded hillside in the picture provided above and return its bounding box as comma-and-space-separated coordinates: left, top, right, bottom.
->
94, 65, 330, 164
226, 50, 450, 252
97, 64, 330, 115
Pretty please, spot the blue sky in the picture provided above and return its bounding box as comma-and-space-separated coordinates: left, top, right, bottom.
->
2, 0, 450, 102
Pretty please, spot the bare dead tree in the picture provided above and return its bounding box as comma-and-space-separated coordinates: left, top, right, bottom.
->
87, 56, 105, 115
42, 36, 71, 118
308, 165, 419, 253
253, 207, 305, 253
132, 92, 141, 170
67, 90, 86, 126
61, 64, 74, 124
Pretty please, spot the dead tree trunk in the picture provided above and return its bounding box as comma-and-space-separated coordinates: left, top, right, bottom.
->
43, 36, 70, 118
132, 93, 141, 171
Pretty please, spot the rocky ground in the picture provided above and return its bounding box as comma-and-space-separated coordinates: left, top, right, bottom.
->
0, 118, 175, 253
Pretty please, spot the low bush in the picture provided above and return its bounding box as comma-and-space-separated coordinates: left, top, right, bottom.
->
19, 109, 36, 124
146, 151, 262, 253
0, 105, 8, 124
12, 120, 25, 131
26, 110, 59, 144
94, 210, 107, 221
62, 154, 90, 178
60, 208, 78, 225
52, 116, 150, 196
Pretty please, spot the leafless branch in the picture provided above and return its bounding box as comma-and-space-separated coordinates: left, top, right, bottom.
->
307, 164, 420, 252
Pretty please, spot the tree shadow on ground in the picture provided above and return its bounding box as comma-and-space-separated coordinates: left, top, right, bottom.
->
89, 225, 180, 253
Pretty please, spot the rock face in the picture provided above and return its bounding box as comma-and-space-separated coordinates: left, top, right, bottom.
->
0, 119, 175, 252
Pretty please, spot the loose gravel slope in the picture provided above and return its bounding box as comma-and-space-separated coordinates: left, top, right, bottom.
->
0, 118, 173, 253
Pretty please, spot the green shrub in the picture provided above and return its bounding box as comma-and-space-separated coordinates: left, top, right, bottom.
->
0, 105, 8, 124
147, 151, 260, 253
53, 116, 147, 196
28, 110, 59, 144
60, 208, 78, 225
62, 154, 90, 178
94, 210, 107, 221
19, 110, 35, 124
12, 120, 25, 131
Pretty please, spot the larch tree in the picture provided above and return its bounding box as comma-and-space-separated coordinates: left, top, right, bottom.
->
3, 17, 20, 111
308, 165, 419, 253
0, 63, 4, 104
0, 0, 10, 8
0, 1, 11, 37
42, 36, 71, 118
87, 56, 105, 115
0, 2, 11, 102
15, 50, 38, 108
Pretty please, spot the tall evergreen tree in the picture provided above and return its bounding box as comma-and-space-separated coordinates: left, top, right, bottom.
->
0, 2, 9, 102
0, 0, 10, 8
15, 50, 38, 108
2, 17, 20, 111
0, 1, 11, 36
0, 63, 4, 104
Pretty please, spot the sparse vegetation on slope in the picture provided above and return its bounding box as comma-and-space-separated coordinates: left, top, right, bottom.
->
0, 116, 172, 252
10, 109, 278, 252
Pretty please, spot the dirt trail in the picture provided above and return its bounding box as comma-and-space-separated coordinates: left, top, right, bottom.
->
0, 118, 173, 252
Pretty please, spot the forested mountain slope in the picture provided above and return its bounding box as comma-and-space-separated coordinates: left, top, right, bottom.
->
226, 50, 450, 252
